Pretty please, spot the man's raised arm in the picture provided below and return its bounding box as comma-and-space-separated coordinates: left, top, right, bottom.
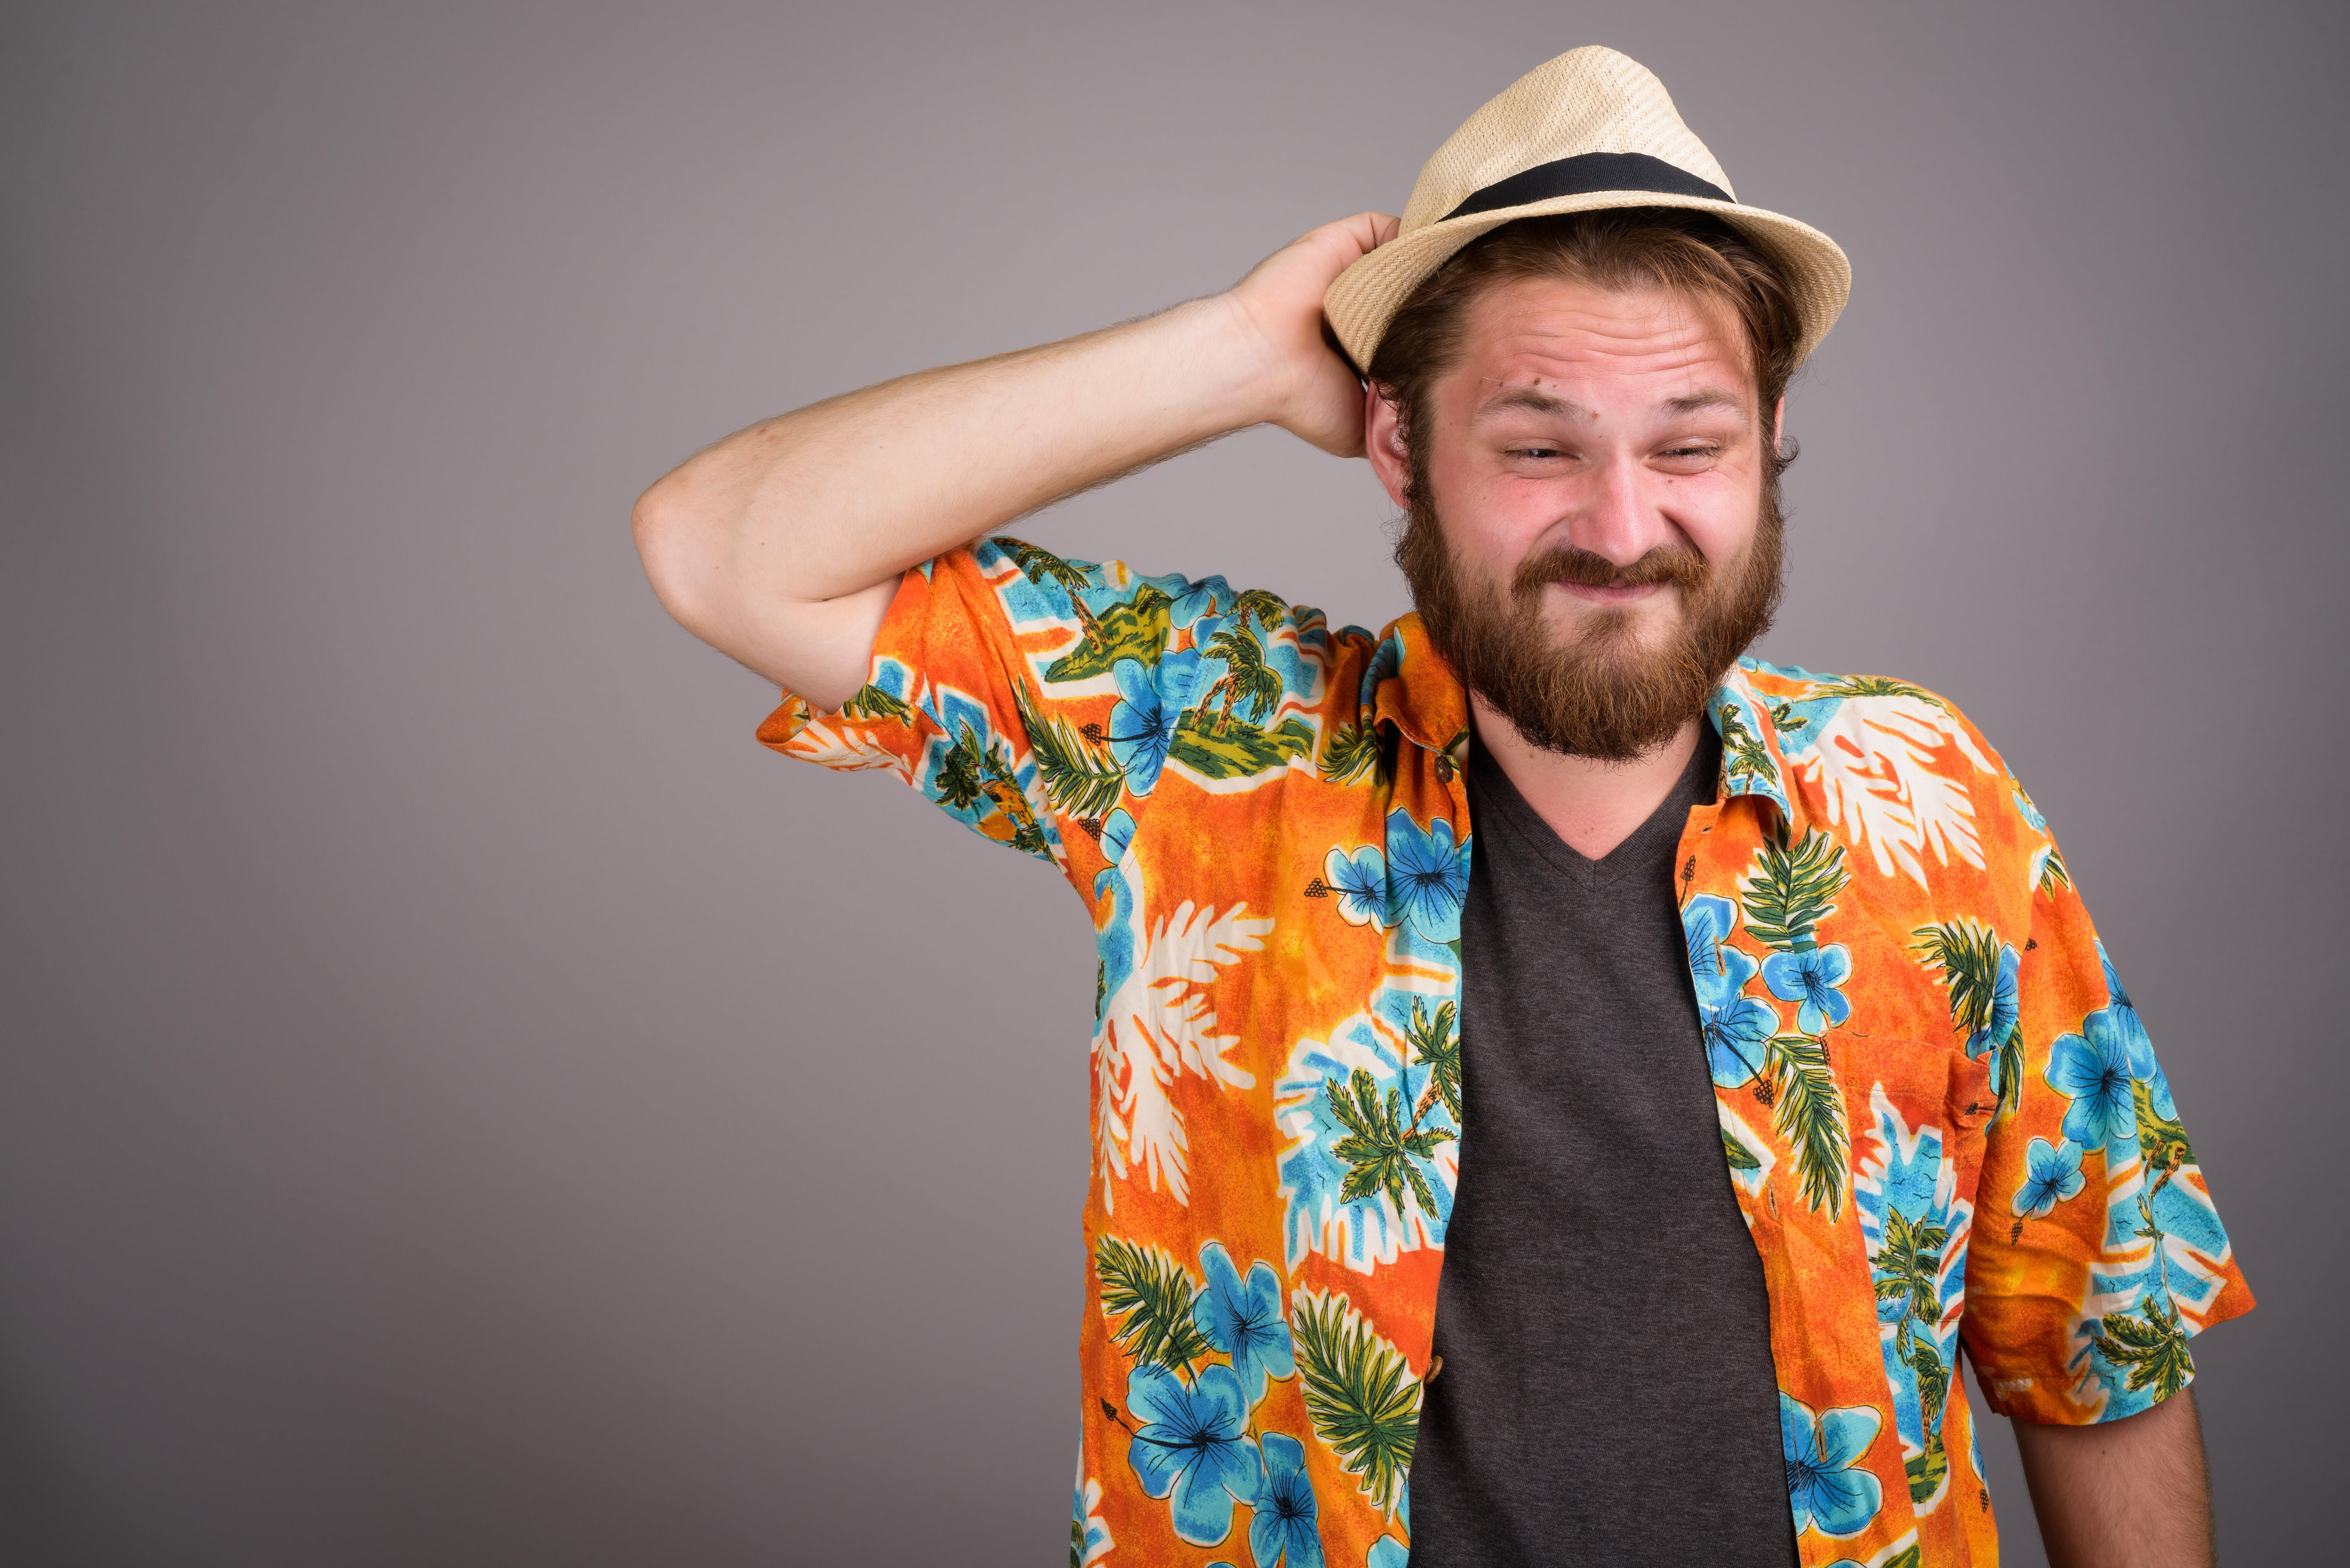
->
629, 213, 1397, 707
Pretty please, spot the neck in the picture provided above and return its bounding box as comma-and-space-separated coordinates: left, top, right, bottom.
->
1469, 696, 1702, 860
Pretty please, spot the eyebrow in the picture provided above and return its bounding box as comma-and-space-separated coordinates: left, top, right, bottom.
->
1661, 388, 1750, 417
1471, 384, 1752, 422
1472, 386, 1592, 423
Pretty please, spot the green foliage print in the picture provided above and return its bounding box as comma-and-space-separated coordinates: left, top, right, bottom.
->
1093, 1235, 1212, 1375
1740, 828, 1850, 952
1871, 1203, 1953, 1502
1327, 1067, 1452, 1221
1166, 711, 1315, 779
1291, 1288, 1419, 1515
1317, 717, 1388, 786
1721, 1125, 1762, 1173
1044, 584, 1175, 682
1228, 586, 1288, 634
2090, 1292, 2194, 1402
997, 535, 1102, 637
1903, 1333, 1954, 1504
840, 682, 914, 723
2134, 1080, 2196, 1196
1765, 1032, 1850, 1221
937, 720, 1049, 856
1911, 920, 2023, 1120
1010, 679, 1126, 821
1873, 1207, 1949, 1359
1807, 674, 1947, 708
1717, 697, 1780, 794
1404, 998, 1462, 1127
1200, 622, 1285, 733
2037, 842, 2073, 896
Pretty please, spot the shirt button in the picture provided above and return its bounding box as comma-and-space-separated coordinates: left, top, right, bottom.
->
1434, 755, 1455, 783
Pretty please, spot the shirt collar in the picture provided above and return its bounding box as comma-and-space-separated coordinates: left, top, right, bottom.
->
1379, 617, 1799, 828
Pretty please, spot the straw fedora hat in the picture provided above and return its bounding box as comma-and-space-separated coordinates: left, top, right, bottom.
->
1324, 46, 1850, 375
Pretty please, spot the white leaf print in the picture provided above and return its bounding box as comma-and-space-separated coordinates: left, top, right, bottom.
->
1092, 890, 1270, 1210
1793, 696, 1994, 883
784, 717, 909, 774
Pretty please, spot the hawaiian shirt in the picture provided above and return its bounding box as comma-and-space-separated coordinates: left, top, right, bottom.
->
757, 537, 2252, 1568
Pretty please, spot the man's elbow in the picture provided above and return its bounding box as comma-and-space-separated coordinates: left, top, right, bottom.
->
631, 476, 729, 640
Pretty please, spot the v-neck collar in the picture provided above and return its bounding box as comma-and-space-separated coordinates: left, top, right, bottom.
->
1466, 727, 1720, 889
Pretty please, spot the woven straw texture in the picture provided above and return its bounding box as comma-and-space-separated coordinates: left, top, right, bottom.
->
1324, 46, 1850, 373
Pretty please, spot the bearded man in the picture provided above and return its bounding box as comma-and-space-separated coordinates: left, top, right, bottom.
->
633, 46, 2248, 1568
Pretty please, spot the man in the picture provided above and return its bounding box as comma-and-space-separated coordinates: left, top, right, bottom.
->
633, 46, 2248, 1568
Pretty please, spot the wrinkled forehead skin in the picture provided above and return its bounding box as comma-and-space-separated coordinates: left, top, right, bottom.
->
1435, 275, 1765, 447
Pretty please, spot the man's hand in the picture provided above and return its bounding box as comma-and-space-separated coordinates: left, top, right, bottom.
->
1225, 212, 1400, 457
632, 215, 1399, 705
2013, 1389, 2213, 1567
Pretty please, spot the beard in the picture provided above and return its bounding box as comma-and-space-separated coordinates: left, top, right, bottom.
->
1395, 481, 1784, 763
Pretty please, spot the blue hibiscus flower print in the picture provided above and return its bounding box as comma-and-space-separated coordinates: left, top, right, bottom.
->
1383, 809, 1469, 943
1322, 844, 1391, 930
1193, 1242, 1295, 1405
1106, 648, 1204, 796
1779, 1392, 1883, 1539
1125, 1363, 1264, 1545
1964, 942, 2022, 1090
1355, 629, 1404, 712
1682, 894, 1741, 1008
2046, 1008, 2145, 1155
1695, 940, 1778, 1087
1099, 807, 1138, 867
2013, 1136, 2085, 1219
1367, 1539, 1409, 1568
1762, 942, 1853, 1036
1246, 1433, 1326, 1568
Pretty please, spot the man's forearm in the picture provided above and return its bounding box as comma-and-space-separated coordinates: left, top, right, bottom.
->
631, 293, 1277, 699
629, 213, 1397, 704
2013, 1388, 2213, 1567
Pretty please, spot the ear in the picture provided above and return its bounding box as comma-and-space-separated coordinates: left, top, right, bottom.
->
1771, 396, 1785, 454
1363, 381, 1413, 510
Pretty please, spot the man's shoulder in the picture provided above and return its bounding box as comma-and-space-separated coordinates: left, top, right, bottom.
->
1733, 655, 1999, 763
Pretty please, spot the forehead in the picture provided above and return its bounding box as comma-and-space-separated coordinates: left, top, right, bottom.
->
1446, 274, 1753, 409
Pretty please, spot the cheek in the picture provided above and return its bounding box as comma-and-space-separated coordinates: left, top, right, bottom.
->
1671, 476, 1763, 563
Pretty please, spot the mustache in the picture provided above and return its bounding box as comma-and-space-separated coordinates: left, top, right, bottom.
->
1511, 543, 1709, 598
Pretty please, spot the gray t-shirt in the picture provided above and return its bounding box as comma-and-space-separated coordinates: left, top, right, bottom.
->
1403, 728, 1797, 1565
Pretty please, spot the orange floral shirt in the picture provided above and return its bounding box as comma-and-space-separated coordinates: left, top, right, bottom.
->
758, 539, 2251, 1568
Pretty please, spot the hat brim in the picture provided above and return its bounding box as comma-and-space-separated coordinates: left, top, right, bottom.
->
1323, 190, 1852, 377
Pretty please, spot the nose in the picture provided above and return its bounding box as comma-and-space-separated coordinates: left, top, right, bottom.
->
1570, 453, 1676, 570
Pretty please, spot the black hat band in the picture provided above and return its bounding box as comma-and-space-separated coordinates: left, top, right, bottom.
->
1439, 151, 1732, 222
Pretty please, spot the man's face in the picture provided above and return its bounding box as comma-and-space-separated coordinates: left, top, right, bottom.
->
1366, 273, 1783, 761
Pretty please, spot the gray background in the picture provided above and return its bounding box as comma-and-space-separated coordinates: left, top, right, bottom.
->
3, 2, 2340, 1562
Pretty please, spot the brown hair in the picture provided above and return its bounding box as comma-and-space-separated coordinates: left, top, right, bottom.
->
1365, 207, 1806, 495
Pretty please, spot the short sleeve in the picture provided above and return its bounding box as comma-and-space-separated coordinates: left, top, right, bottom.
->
1958, 782, 2253, 1424
754, 536, 1242, 876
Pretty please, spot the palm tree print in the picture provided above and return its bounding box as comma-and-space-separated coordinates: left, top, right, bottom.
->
1228, 587, 1287, 634
999, 535, 1101, 637
1326, 1067, 1451, 1222
1403, 997, 1462, 1126
1873, 1208, 1948, 1359
1717, 698, 1779, 793
2089, 1291, 2194, 1402
1201, 623, 1284, 733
